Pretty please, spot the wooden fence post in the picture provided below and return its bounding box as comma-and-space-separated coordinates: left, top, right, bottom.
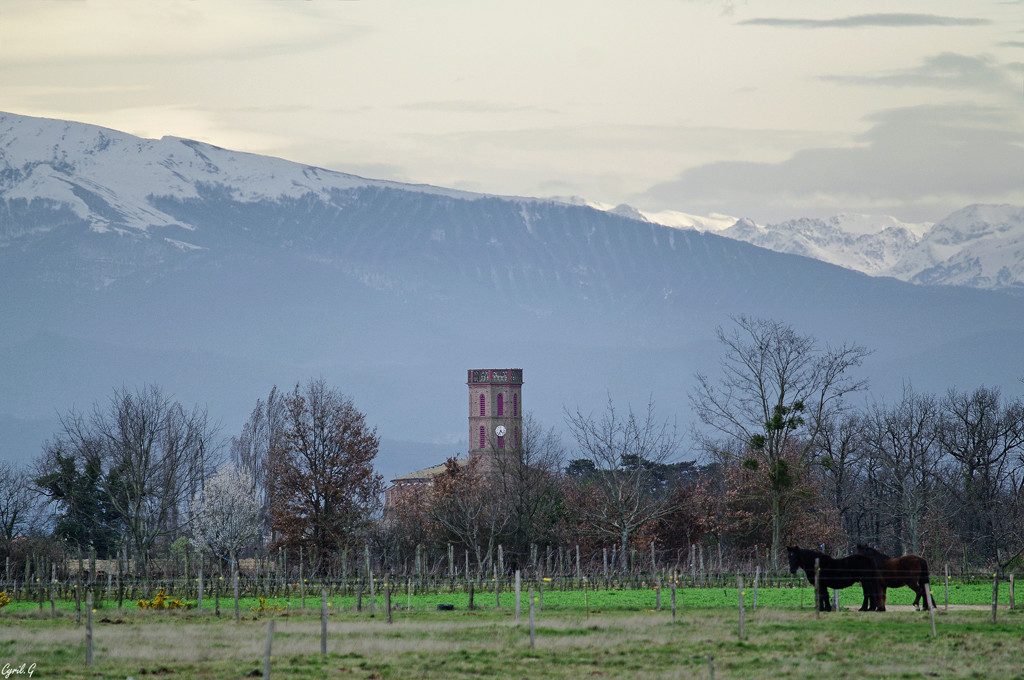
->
529, 588, 536, 649
992, 573, 999, 624
926, 578, 936, 637
75, 569, 82, 626
369, 570, 376, 618
86, 591, 94, 666
321, 588, 328, 654
515, 570, 521, 622
671, 572, 677, 621
753, 566, 759, 612
263, 620, 274, 680
814, 558, 820, 618
738, 575, 744, 639
944, 564, 949, 611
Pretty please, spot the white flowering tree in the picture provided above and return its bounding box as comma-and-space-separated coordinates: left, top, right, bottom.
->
190, 462, 262, 566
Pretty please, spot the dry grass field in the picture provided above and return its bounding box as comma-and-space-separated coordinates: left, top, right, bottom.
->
3, 600, 1024, 680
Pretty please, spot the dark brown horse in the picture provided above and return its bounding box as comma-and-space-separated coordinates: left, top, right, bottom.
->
856, 544, 935, 611
787, 546, 881, 612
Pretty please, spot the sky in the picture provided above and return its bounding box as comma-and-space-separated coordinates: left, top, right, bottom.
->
2, 0, 1023, 224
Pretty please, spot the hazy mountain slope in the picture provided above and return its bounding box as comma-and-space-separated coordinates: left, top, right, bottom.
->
3, 112, 1023, 482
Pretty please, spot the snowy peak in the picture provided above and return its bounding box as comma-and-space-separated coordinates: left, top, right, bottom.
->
4, 111, 1024, 295
905, 204, 1024, 290
927, 204, 1024, 246
637, 202, 1024, 294
0, 111, 477, 242
641, 209, 929, 278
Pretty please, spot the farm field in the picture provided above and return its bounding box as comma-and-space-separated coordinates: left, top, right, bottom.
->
3, 583, 1024, 679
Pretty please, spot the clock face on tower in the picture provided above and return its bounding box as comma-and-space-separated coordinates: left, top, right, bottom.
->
495, 425, 507, 437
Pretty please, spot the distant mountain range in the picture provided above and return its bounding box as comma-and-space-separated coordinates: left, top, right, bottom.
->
633, 205, 1024, 294
3, 111, 1023, 481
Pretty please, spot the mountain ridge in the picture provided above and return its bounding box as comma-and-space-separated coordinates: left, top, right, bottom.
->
638, 204, 1024, 294
2, 111, 1023, 482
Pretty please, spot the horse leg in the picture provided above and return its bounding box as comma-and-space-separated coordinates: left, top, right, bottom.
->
861, 582, 876, 611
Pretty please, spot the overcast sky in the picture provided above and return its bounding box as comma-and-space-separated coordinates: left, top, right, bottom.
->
3, 0, 1023, 223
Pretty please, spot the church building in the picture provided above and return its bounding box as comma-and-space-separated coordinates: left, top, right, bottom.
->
384, 368, 523, 507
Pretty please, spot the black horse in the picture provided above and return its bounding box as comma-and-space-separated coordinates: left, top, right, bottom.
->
856, 544, 935, 611
787, 545, 881, 612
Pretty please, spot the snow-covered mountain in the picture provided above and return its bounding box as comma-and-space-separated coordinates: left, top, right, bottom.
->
2, 111, 1023, 482
639, 206, 1024, 294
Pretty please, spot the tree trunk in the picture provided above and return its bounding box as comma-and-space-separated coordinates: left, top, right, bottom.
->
620, 529, 629, 571
770, 492, 783, 572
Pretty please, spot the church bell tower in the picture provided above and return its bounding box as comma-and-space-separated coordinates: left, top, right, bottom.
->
467, 369, 523, 463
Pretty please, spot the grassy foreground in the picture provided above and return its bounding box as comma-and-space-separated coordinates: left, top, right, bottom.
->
3, 594, 1024, 680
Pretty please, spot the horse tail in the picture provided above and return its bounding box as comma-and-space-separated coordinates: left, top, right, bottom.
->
920, 558, 934, 607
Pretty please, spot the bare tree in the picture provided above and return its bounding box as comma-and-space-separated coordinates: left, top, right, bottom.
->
0, 462, 44, 552
42, 385, 218, 574
229, 387, 285, 543
426, 456, 506, 569
938, 386, 1024, 565
814, 412, 870, 546
690, 315, 870, 568
490, 413, 565, 563
564, 397, 680, 560
190, 462, 261, 566
862, 384, 943, 555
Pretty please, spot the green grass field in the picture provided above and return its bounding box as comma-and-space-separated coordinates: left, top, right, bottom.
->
2, 583, 1022, 679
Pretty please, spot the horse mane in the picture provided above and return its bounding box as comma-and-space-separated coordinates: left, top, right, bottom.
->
856, 544, 892, 560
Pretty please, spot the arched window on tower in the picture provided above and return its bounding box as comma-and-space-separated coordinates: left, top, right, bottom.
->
497, 393, 504, 416
479, 393, 486, 416
498, 434, 505, 449
513, 393, 519, 417
479, 426, 486, 449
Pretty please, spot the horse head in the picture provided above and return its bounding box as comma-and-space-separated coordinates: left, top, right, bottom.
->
786, 545, 800, 574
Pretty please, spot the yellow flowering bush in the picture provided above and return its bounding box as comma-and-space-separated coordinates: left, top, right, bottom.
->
250, 597, 284, 616
0, 591, 11, 608
136, 589, 191, 610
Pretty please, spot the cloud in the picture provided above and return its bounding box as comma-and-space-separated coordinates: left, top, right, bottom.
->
739, 14, 989, 28
400, 100, 546, 114
821, 53, 1013, 91
3, 3, 369, 65
637, 104, 1024, 223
